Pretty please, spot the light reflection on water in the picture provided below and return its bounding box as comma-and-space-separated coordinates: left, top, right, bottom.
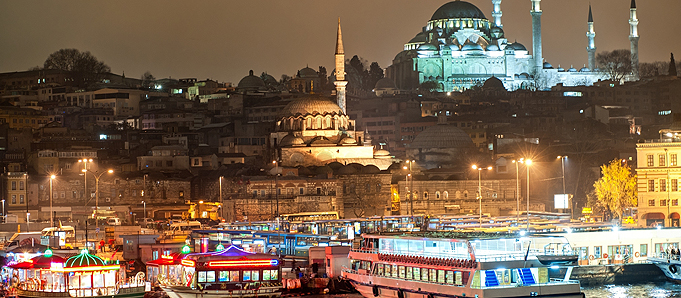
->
583, 282, 681, 298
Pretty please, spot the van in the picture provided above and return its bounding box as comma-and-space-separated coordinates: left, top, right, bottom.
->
165, 221, 201, 235
106, 217, 121, 226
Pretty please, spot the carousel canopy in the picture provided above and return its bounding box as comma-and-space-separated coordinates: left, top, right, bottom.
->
65, 249, 107, 268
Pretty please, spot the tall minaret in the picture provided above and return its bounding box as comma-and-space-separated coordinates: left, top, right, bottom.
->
586, 4, 597, 71
491, 0, 503, 28
531, 0, 543, 73
334, 18, 348, 114
629, 0, 640, 80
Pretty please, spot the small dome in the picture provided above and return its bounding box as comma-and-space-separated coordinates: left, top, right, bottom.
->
280, 134, 305, 147
310, 136, 334, 145
408, 32, 427, 44
279, 95, 343, 118
374, 78, 397, 90
237, 70, 266, 90
315, 166, 333, 175
339, 136, 357, 145
557, 65, 565, 72
418, 44, 438, 51
298, 67, 318, 78
490, 27, 505, 39
543, 62, 554, 69
361, 165, 381, 174
411, 124, 474, 149
461, 42, 483, 51
508, 42, 527, 51
486, 44, 500, 51
431, 1, 487, 21
482, 77, 506, 90
567, 66, 578, 72
337, 165, 358, 175
579, 66, 590, 72
327, 161, 344, 170
374, 149, 391, 158
449, 44, 461, 51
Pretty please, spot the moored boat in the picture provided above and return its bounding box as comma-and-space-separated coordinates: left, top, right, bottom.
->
342, 232, 584, 298
648, 252, 681, 283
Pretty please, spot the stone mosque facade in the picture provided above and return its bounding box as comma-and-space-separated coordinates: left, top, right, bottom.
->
386, 0, 641, 91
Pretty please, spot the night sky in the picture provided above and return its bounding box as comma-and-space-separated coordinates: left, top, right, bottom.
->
1, 0, 679, 84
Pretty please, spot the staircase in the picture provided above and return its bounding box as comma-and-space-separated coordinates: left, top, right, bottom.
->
484, 270, 499, 287
517, 268, 536, 285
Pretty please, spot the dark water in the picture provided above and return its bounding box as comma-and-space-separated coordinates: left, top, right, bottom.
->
306, 282, 681, 298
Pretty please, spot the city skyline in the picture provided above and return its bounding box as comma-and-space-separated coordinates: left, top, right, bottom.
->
1, 0, 679, 84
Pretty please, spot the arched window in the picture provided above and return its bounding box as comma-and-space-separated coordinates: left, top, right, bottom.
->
435, 191, 441, 199
317, 118, 322, 129
444, 191, 449, 199
376, 183, 381, 192
463, 191, 468, 198
424, 192, 429, 199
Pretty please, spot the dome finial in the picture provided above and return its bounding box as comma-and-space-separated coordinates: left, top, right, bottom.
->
249, 70, 254, 76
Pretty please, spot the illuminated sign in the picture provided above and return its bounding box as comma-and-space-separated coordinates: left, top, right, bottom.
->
208, 259, 278, 268
181, 260, 196, 267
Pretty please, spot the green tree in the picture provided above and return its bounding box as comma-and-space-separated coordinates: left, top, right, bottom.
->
596, 49, 632, 82
141, 71, 155, 89
367, 62, 384, 91
419, 80, 440, 93
43, 48, 110, 89
592, 159, 637, 221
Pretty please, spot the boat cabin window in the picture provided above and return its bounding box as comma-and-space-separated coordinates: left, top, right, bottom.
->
197, 269, 278, 283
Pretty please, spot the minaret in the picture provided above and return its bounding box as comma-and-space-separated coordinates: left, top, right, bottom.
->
491, 0, 503, 28
531, 0, 543, 73
334, 18, 348, 114
586, 4, 597, 71
629, 0, 640, 79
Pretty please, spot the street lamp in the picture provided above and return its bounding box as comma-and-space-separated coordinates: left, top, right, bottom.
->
142, 201, 146, 221
511, 159, 523, 225
406, 160, 415, 216
24, 173, 28, 232
557, 156, 569, 218
87, 169, 114, 233
525, 159, 533, 231
1, 199, 5, 223
472, 165, 493, 228
273, 160, 279, 218
50, 175, 56, 227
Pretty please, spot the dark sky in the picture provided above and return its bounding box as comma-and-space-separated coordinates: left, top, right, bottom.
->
1, 0, 679, 84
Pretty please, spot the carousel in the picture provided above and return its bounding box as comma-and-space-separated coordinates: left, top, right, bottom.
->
4, 248, 146, 298
149, 245, 283, 298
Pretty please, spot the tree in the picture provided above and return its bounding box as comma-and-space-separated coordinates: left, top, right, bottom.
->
639, 61, 668, 78
318, 66, 328, 90
141, 71, 155, 89
367, 62, 384, 91
592, 159, 637, 221
43, 48, 111, 88
670, 53, 678, 77
596, 49, 632, 82
419, 80, 440, 93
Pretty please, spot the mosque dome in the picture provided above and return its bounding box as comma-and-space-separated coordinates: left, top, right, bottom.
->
418, 44, 438, 51
543, 62, 554, 69
408, 32, 427, 44
461, 42, 483, 51
298, 67, 318, 78
431, 1, 487, 21
490, 27, 505, 39
486, 44, 500, 51
237, 70, 266, 90
508, 42, 527, 51
361, 165, 381, 174
579, 66, 590, 72
339, 135, 357, 145
279, 95, 343, 118
482, 76, 506, 90
557, 65, 565, 72
410, 124, 474, 149
337, 164, 358, 175
449, 44, 461, 51
280, 134, 305, 147
567, 66, 578, 72
374, 149, 391, 159
374, 78, 397, 90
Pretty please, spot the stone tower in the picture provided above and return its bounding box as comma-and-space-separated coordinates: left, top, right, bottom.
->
491, 0, 503, 28
334, 18, 348, 114
629, 0, 640, 79
531, 0, 543, 74
586, 4, 597, 71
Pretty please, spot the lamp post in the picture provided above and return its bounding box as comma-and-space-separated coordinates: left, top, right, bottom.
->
557, 156, 569, 218
472, 165, 493, 228
512, 159, 522, 225
142, 201, 146, 221
24, 173, 28, 232
406, 160, 415, 216
88, 169, 114, 233
50, 175, 55, 227
273, 160, 279, 218
1, 199, 5, 223
525, 159, 533, 231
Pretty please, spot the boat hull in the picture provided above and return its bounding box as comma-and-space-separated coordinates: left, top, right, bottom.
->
343, 271, 583, 298
17, 286, 145, 298
650, 258, 681, 284
161, 285, 282, 298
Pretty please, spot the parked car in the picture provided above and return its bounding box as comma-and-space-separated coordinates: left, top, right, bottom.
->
106, 217, 121, 226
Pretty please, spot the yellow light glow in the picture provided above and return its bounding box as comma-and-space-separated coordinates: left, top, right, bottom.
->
526, 159, 533, 166
472, 165, 478, 170
50, 175, 56, 179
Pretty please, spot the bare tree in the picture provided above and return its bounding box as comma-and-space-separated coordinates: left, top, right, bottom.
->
43, 48, 111, 89
141, 71, 155, 89
596, 49, 632, 82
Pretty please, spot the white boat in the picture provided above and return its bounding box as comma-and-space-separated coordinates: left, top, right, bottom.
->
342, 233, 584, 298
648, 252, 681, 283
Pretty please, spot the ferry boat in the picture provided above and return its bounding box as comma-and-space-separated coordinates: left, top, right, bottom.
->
4, 248, 145, 298
648, 251, 681, 283
342, 233, 584, 298
154, 245, 283, 298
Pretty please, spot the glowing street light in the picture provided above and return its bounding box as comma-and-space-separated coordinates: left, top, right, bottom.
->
50, 175, 56, 227
472, 165, 493, 227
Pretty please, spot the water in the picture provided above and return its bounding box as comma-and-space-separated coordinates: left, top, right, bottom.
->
307, 282, 681, 298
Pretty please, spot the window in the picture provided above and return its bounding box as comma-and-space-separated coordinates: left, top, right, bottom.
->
640, 244, 648, 257
647, 154, 654, 167
19, 181, 24, 190
659, 155, 666, 167
594, 246, 602, 259
674, 199, 679, 206
674, 179, 679, 192
299, 188, 304, 195
672, 154, 678, 166
11, 195, 16, 204
661, 199, 667, 207
11, 181, 16, 190
648, 200, 655, 206
661, 179, 667, 192
649, 180, 655, 192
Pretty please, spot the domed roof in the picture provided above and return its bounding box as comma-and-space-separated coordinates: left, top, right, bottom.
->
279, 95, 343, 118
315, 166, 333, 175
374, 78, 397, 90
486, 44, 500, 51
557, 65, 565, 72
579, 66, 590, 72
490, 27, 505, 39
337, 164, 358, 175
543, 62, 554, 69
280, 134, 305, 147
374, 149, 391, 158
567, 66, 578, 72
411, 124, 474, 149
418, 44, 438, 51
408, 32, 427, 44
237, 70, 266, 90
339, 136, 357, 145
449, 44, 461, 51
508, 42, 527, 51
361, 165, 381, 174
65, 250, 106, 268
431, 1, 487, 21
298, 67, 318, 78
461, 42, 483, 51
482, 77, 506, 90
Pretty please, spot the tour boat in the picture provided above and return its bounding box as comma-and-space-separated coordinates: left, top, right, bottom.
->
6, 248, 146, 298
155, 245, 283, 298
342, 233, 584, 298
648, 252, 681, 283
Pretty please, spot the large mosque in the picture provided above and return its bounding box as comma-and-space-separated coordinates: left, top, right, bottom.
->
386, 0, 642, 91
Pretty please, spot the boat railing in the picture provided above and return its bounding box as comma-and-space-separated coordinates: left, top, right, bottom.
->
341, 267, 465, 287
653, 252, 681, 261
